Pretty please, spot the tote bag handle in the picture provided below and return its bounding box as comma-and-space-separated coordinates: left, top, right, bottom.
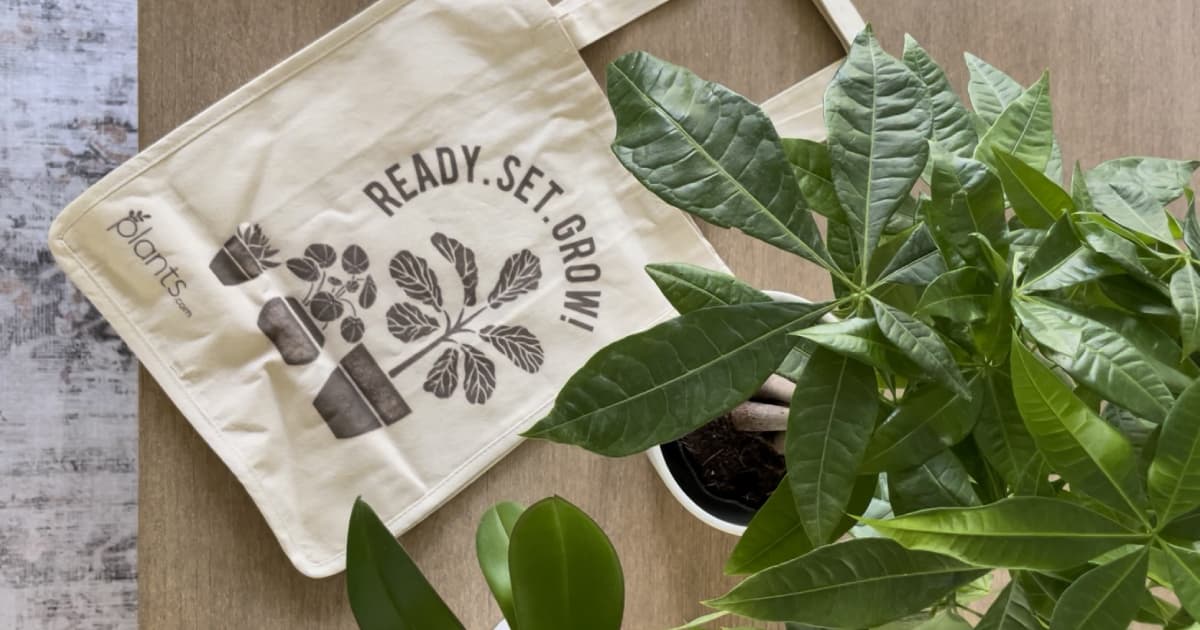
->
554, 0, 864, 140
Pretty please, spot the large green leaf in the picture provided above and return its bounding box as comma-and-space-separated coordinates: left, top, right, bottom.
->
964, 52, 1022, 125
1020, 215, 1117, 293
888, 450, 981, 515
975, 73, 1054, 172
346, 498, 465, 630
780, 138, 841, 220
977, 580, 1041, 630
793, 317, 899, 373
786, 348, 878, 543
707, 538, 982, 627
866, 496, 1149, 570
1172, 264, 1200, 357
826, 26, 931, 278
1086, 179, 1176, 245
875, 224, 948, 286
1185, 190, 1200, 257
1088, 157, 1200, 206
607, 52, 831, 268
645, 263, 770, 314
927, 143, 1006, 260
1048, 548, 1148, 630
1149, 380, 1200, 525
475, 501, 524, 627
862, 379, 983, 472
873, 298, 971, 398
973, 370, 1040, 488
525, 301, 828, 456
1009, 339, 1148, 518
917, 267, 993, 323
995, 149, 1073, 229
508, 497, 623, 630
903, 35, 977, 159
1162, 542, 1200, 620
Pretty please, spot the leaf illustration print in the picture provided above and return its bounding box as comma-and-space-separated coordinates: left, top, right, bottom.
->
487, 250, 541, 307
424, 347, 459, 399
390, 251, 444, 309
461, 344, 497, 404
480, 325, 544, 373
432, 232, 479, 307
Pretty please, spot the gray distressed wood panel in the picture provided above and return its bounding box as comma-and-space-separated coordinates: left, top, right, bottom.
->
0, 1, 137, 628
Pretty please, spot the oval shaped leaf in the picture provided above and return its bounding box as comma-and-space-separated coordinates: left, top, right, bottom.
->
524, 301, 829, 456
386, 303, 440, 342
1149, 379, 1200, 524
309, 291, 344, 322
480, 325, 544, 373
867, 496, 1148, 570
431, 233, 479, 307
286, 256, 320, 282
786, 348, 878, 543
975, 72, 1053, 172
645, 263, 770, 314
340, 316, 365, 343
863, 379, 983, 473
390, 251, 444, 309
475, 501, 524, 627
423, 347, 459, 399
964, 52, 1022, 126
346, 498, 464, 630
607, 51, 830, 268
487, 249, 541, 308
304, 243, 337, 269
509, 497, 623, 630
888, 450, 981, 516
707, 538, 983, 628
461, 344, 496, 405
1048, 548, 1147, 630
342, 244, 370, 275
359, 275, 378, 309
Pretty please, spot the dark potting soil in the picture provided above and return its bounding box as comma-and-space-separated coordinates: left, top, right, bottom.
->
677, 415, 786, 510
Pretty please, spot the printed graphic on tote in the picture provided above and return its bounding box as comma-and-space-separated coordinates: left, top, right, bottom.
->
209, 223, 281, 285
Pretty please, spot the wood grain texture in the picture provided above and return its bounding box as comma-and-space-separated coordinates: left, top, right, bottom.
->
139, 1, 1200, 628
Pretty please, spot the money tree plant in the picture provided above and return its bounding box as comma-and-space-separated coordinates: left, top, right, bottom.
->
525, 26, 1200, 629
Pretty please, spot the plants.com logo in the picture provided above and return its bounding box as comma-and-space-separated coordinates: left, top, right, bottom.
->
106, 209, 193, 317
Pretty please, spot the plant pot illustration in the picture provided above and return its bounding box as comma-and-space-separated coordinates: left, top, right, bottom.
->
314, 344, 411, 439
258, 296, 325, 365
209, 224, 280, 286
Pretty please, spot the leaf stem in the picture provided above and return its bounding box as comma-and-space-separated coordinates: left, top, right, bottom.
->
387, 306, 491, 378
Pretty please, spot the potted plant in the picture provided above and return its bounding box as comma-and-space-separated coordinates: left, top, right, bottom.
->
525, 25, 1200, 628
209, 223, 280, 285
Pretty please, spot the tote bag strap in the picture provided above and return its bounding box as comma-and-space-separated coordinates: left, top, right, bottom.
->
553, 0, 673, 50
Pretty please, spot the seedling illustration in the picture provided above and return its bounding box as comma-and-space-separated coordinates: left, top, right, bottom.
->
209, 223, 281, 285
384, 233, 546, 405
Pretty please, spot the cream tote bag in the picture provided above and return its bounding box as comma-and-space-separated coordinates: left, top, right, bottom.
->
48, 0, 863, 577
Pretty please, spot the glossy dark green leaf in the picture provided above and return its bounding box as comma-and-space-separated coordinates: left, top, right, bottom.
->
1087, 178, 1177, 245
827, 215, 860, 295
964, 52, 1023, 125
1149, 380, 1200, 525
873, 298, 971, 398
786, 347, 878, 543
995, 149, 1073, 228
973, 370, 1040, 488
793, 317, 895, 372
903, 35, 977, 159
867, 496, 1148, 570
875, 224, 948, 286
826, 26, 931, 278
1020, 215, 1116, 293
645, 263, 770, 314
1048, 547, 1148, 630
1088, 157, 1200, 206
1010, 339, 1148, 517
525, 301, 828, 456
475, 501, 523, 627
607, 51, 831, 268
1162, 542, 1200, 621
917, 267, 993, 323
928, 143, 1005, 259
780, 138, 841, 220
888, 450, 981, 515
1172, 264, 1200, 357
862, 378, 983, 472
975, 73, 1054, 172
346, 498, 465, 630
707, 538, 982, 627
508, 497, 623, 630
977, 580, 1041, 630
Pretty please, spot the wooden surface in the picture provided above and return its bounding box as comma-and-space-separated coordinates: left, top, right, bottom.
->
138, 1, 1200, 628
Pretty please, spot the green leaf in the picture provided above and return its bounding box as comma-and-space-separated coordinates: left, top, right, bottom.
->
475, 501, 524, 627
1087, 179, 1177, 245
1172, 264, 1200, 357
667, 611, 730, 630
873, 298, 971, 398
1020, 215, 1116, 293
903, 35, 977, 159
1009, 338, 1147, 518
645, 263, 771, 314
875, 224, 948, 286
964, 52, 1022, 125
706, 538, 982, 627
346, 498, 465, 630
917, 267, 993, 323
1149, 380, 1200, 524
1089, 157, 1200, 206
1048, 547, 1148, 630
508, 497, 623, 630
780, 138, 842, 220
786, 347, 878, 543
525, 301, 828, 456
862, 379, 983, 472
793, 317, 899, 372
827, 216, 860, 295
826, 26, 931, 277
975, 72, 1054, 172
995, 149, 1073, 228
927, 144, 1006, 260
973, 370, 1040, 488
977, 580, 1041, 630
888, 450, 981, 515
914, 611, 973, 630
1185, 190, 1200, 257
866, 496, 1149, 570
1162, 543, 1200, 621
607, 51, 831, 268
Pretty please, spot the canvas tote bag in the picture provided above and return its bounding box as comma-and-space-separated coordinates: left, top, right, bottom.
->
48, 0, 864, 577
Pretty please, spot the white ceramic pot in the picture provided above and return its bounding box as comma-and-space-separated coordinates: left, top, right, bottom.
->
646, 290, 816, 536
